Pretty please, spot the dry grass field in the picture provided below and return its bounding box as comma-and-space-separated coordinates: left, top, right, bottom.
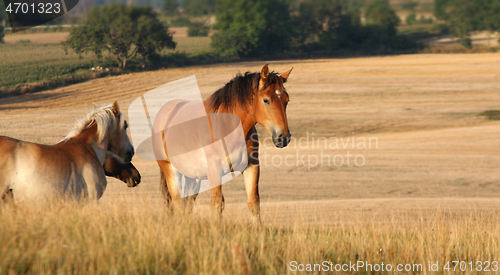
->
1, 53, 500, 274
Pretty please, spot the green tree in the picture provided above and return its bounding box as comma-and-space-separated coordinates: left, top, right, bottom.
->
340, 0, 365, 24
63, 3, 176, 68
183, 0, 216, 16
163, 0, 179, 15
364, 0, 400, 35
211, 0, 292, 57
435, 0, 500, 48
188, 21, 210, 36
401, 0, 418, 11
290, 0, 344, 47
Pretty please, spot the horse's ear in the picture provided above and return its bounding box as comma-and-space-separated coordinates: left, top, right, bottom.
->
280, 67, 293, 83
112, 101, 120, 117
259, 64, 269, 87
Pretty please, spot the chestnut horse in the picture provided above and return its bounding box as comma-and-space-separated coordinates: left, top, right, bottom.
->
156, 64, 292, 223
0, 102, 139, 203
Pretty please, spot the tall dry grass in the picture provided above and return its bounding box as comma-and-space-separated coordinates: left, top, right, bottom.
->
1, 199, 499, 274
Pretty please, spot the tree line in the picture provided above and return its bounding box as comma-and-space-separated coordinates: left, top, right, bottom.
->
61, 0, 500, 68
64, 0, 413, 68
211, 0, 415, 58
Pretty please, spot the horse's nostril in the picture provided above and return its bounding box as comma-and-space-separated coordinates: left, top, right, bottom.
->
125, 151, 133, 162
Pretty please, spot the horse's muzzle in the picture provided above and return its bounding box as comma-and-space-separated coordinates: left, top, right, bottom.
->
273, 133, 291, 148
124, 149, 134, 162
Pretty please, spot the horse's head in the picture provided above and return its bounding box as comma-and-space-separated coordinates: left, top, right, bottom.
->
255, 64, 293, 148
107, 101, 135, 162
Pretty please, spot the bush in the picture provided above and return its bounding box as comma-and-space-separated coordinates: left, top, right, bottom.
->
406, 13, 418, 25
431, 23, 450, 35
210, 29, 250, 58
188, 21, 210, 37
183, 0, 215, 16
170, 17, 192, 27
419, 15, 433, 24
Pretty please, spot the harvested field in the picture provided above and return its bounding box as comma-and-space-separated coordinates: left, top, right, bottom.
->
1, 53, 499, 274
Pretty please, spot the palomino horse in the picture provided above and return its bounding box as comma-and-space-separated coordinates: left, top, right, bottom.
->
155, 64, 292, 223
0, 102, 139, 202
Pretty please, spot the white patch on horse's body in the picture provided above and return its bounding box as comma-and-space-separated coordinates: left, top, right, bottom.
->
275, 90, 281, 97
152, 100, 248, 198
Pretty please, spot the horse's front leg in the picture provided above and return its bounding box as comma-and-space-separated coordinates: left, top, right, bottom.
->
243, 164, 261, 224
243, 126, 261, 224
207, 163, 224, 217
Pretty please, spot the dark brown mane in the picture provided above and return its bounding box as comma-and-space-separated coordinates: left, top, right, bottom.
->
209, 71, 283, 112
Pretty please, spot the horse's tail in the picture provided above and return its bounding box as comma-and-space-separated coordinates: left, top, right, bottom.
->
160, 170, 171, 204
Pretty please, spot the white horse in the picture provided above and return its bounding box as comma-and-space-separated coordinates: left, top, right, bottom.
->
0, 102, 139, 202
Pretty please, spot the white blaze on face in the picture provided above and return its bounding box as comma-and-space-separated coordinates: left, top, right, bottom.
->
275, 89, 281, 98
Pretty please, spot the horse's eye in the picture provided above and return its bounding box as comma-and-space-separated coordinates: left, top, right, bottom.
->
263, 98, 270, 105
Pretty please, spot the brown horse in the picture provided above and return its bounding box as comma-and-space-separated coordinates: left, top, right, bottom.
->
0, 102, 140, 203
155, 64, 292, 223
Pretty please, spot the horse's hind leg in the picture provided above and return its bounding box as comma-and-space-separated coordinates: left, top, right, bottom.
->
210, 185, 224, 218
157, 160, 182, 211
183, 177, 200, 213
206, 163, 224, 217
159, 170, 172, 205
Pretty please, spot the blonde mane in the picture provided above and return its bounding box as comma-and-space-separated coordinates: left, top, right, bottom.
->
66, 103, 121, 144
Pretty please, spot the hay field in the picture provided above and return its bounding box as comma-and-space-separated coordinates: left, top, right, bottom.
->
1, 53, 500, 274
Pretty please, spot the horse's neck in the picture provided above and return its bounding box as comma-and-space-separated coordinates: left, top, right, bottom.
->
203, 100, 256, 137
90, 142, 108, 165
71, 122, 108, 165
236, 109, 258, 137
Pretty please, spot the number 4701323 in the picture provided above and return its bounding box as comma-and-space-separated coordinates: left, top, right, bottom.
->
5, 2, 62, 14
443, 261, 498, 272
